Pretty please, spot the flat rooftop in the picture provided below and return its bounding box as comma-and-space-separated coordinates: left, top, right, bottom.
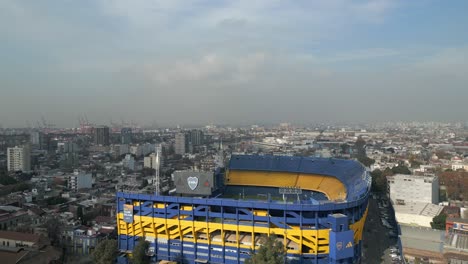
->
394, 202, 444, 217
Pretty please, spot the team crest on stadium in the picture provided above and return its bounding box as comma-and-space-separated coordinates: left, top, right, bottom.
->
187, 176, 199, 190
336, 242, 343, 250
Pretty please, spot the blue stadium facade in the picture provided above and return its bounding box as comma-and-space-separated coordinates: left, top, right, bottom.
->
117, 155, 371, 263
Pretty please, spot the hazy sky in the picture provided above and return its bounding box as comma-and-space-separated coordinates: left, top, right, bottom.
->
1, 0, 468, 128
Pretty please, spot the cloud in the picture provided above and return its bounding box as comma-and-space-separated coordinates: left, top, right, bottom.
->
143, 52, 267, 85
324, 48, 400, 62
1, 0, 467, 127
352, 0, 398, 22
411, 47, 468, 78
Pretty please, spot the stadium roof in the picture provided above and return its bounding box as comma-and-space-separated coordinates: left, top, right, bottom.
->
228, 155, 369, 200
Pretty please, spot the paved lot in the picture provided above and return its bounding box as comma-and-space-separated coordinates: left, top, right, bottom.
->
362, 194, 401, 264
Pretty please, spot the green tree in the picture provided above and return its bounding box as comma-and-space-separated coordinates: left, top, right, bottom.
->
370, 169, 387, 193
77, 206, 84, 221
340, 143, 350, 154
391, 165, 411, 175
142, 168, 155, 177
245, 235, 286, 264
92, 239, 118, 264
358, 156, 375, 167
45, 217, 60, 246
431, 214, 447, 230
11, 182, 30, 192
132, 239, 150, 264
355, 137, 366, 158
45, 196, 68, 205
140, 179, 148, 189
0, 174, 18, 185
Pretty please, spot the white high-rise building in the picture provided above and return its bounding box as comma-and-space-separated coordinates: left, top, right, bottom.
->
144, 153, 157, 169
7, 145, 31, 172
387, 174, 439, 204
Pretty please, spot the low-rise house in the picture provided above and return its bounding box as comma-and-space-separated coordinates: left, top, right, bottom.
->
0, 230, 61, 264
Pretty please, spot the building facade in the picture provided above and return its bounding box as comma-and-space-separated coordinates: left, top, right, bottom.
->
68, 172, 93, 191
144, 153, 157, 169
122, 154, 135, 171
387, 174, 439, 205
30, 131, 42, 146
121, 128, 132, 145
94, 126, 110, 146
7, 145, 31, 172
188, 129, 204, 146
175, 133, 187, 155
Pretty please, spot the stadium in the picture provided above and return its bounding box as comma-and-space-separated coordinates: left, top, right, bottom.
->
116, 154, 371, 264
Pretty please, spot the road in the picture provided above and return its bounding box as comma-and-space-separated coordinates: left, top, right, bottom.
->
361, 193, 401, 264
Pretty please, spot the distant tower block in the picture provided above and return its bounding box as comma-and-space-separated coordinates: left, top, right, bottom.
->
154, 144, 162, 194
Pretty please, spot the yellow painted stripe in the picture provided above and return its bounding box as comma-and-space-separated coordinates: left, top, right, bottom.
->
117, 203, 368, 254
226, 170, 347, 200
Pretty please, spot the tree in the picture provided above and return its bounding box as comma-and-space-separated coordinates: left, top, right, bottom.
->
142, 168, 155, 177
46, 217, 60, 246
132, 239, 150, 264
77, 206, 84, 221
370, 169, 387, 193
45, 196, 68, 205
391, 165, 411, 175
431, 214, 447, 230
140, 179, 148, 189
0, 174, 18, 185
245, 235, 286, 264
92, 239, 118, 264
11, 182, 30, 192
340, 143, 350, 154
355, 137, 366, 158
358, 156, 375, 167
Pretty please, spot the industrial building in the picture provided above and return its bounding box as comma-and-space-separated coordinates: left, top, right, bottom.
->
116, 155, 371, 263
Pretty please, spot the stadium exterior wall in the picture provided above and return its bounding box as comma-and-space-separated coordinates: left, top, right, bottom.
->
117, 156, 370, 264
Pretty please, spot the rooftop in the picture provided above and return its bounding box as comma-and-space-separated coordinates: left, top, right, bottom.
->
394, 202, 444, 217
387, 174, 437, 181
0, 231, 41, 244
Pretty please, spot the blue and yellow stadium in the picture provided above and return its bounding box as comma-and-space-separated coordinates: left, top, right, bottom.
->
117, 155, 371, 264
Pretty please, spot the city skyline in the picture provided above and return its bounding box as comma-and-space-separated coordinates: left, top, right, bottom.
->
1, 0, 468, 127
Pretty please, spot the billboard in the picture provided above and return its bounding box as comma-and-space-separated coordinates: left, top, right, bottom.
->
174, 171, 214, 196
123, 204, 133, 223
453, 222, 468, 231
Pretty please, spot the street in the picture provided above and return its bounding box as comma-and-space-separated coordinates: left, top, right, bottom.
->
362, 194, 401, 264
